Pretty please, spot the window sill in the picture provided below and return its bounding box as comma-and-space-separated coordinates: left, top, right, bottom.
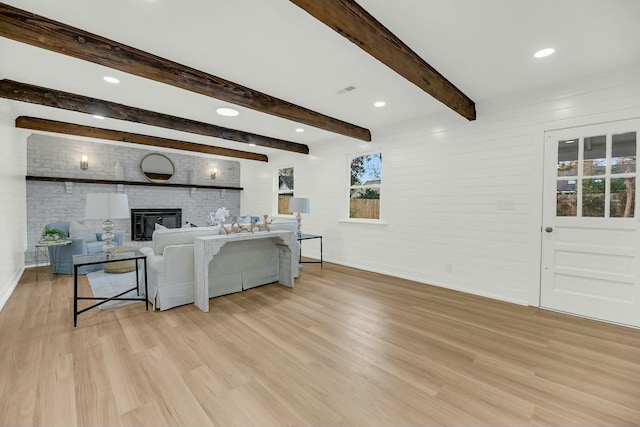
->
339, 218, 388, 225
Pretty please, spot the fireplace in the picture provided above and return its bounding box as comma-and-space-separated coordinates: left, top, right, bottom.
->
131, 208, 182, 241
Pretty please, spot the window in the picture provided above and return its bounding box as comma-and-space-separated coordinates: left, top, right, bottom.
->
349, 152, 382, 219
277, 167, 294, 215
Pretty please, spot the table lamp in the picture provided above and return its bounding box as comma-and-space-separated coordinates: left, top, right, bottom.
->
84, 193, 130, 258
288, 197, 310, 237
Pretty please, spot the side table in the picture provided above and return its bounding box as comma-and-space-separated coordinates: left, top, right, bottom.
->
35, 240, 72, 281
297, 233, 323, 268
73, 250, 148, 327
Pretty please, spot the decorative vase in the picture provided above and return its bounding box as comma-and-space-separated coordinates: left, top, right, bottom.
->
115, 161, 124, 180
188, 168, 196, 185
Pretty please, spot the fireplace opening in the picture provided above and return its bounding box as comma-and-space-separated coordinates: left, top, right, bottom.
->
131, 208, 182, 241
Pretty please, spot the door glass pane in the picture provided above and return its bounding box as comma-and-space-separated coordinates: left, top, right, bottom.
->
582, 178, 605, 217
612, 132, 636, 174
557, 180, 577, 216
583, 135, 606, 176
610, 177, 635, 218
557, 139, 578, 176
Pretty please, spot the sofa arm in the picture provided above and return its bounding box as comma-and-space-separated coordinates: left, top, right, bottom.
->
68, 237, 89, 255
140, 244, 194, 288
146, 255, 166, 275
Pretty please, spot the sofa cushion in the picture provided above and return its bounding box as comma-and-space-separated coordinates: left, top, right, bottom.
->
152, 226, 221, 255
269, 219, 298, 233
70, 220, 98, 242
86, 241, 104, 254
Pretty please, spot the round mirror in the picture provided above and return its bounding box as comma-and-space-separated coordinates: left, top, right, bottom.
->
140, 153, 175, 183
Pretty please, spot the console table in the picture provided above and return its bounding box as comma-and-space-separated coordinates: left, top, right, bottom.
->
194, 230, 296, 312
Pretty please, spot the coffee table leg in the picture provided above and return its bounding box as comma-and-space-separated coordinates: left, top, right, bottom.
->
144, 258, 149, 311
135, 259, 140, 296
73, 265, 78, 327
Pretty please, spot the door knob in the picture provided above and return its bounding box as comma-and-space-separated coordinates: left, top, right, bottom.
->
545, 227, 553, 233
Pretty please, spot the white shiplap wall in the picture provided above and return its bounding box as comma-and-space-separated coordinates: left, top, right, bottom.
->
0, 99, 27, 311
241, 63, 640, 306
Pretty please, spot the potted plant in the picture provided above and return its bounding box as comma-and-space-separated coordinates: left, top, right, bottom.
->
40, 228, 66, 242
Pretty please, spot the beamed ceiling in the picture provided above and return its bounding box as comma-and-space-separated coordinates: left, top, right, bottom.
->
1, 0, 640, 161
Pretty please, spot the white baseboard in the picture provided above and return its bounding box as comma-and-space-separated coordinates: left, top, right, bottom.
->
0, 267, 25, 312
323, 257, 532, 307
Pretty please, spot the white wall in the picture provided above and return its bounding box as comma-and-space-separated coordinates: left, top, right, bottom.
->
242, 63, 640, 306
0, 99, 27, 311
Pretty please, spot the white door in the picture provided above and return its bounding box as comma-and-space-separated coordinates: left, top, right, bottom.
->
541, 119, 640, 327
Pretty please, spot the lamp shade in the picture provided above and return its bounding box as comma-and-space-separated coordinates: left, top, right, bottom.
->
288, 197, 310, 214
84, 193, 130, 219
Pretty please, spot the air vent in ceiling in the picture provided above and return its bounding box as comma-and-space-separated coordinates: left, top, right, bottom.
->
337, 85, 356, 95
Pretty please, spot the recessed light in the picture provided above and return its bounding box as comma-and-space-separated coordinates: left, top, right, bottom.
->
295, 128, 304, 133
374, 101, 386, 107
92, 115, 105, 119
249, 143, 257, 147
534, 48, 555, 58
103, 76, 119, 84
216, 107, 239, 117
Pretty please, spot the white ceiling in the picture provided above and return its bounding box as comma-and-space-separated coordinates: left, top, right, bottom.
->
2, 0, 640, 158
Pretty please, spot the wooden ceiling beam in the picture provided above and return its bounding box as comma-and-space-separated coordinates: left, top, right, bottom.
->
0, 2, 371, 141
15, 116, 269, 162
290, 0, 476, 121
0, 79, 308, 154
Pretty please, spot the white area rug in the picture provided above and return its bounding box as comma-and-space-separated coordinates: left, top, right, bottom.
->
86, 269, 146, 310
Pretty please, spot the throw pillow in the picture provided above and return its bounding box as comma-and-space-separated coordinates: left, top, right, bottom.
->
155, 223, 168, 230
236, 215, 252, 224
69, 220, 98, 242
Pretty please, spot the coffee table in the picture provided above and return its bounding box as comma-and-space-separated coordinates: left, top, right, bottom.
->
73, 249, 148, 327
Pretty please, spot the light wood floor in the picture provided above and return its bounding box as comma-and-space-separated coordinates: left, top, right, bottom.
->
1, 262, 639, 426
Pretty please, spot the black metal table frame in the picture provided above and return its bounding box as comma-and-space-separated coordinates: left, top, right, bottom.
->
297, 233, 323, 268
73, 252, 149, 327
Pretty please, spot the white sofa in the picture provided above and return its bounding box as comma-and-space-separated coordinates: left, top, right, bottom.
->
139, 220, 299, 310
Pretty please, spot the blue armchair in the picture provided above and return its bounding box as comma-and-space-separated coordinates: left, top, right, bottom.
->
44, 221, 124, 274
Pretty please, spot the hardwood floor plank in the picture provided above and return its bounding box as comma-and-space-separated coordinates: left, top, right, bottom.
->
99, 332, 152, 414
1, 263, 639, 426
73, 329, 123, 427
33, 353, 77, 427
0, 337, 43, 426
135, 346, 214, 427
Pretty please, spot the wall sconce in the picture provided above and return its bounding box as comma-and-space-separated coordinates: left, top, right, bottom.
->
80, 155, 88, 170
211, 168, 217, 179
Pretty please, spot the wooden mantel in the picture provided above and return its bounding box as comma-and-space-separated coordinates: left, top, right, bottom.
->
25, 175, 243, 191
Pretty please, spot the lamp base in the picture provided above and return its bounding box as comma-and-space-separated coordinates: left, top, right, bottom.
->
295, 212, 302, 237
101, 219, 116, 258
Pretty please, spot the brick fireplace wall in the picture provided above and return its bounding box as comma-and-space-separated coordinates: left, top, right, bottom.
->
25, 134, 242, 266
